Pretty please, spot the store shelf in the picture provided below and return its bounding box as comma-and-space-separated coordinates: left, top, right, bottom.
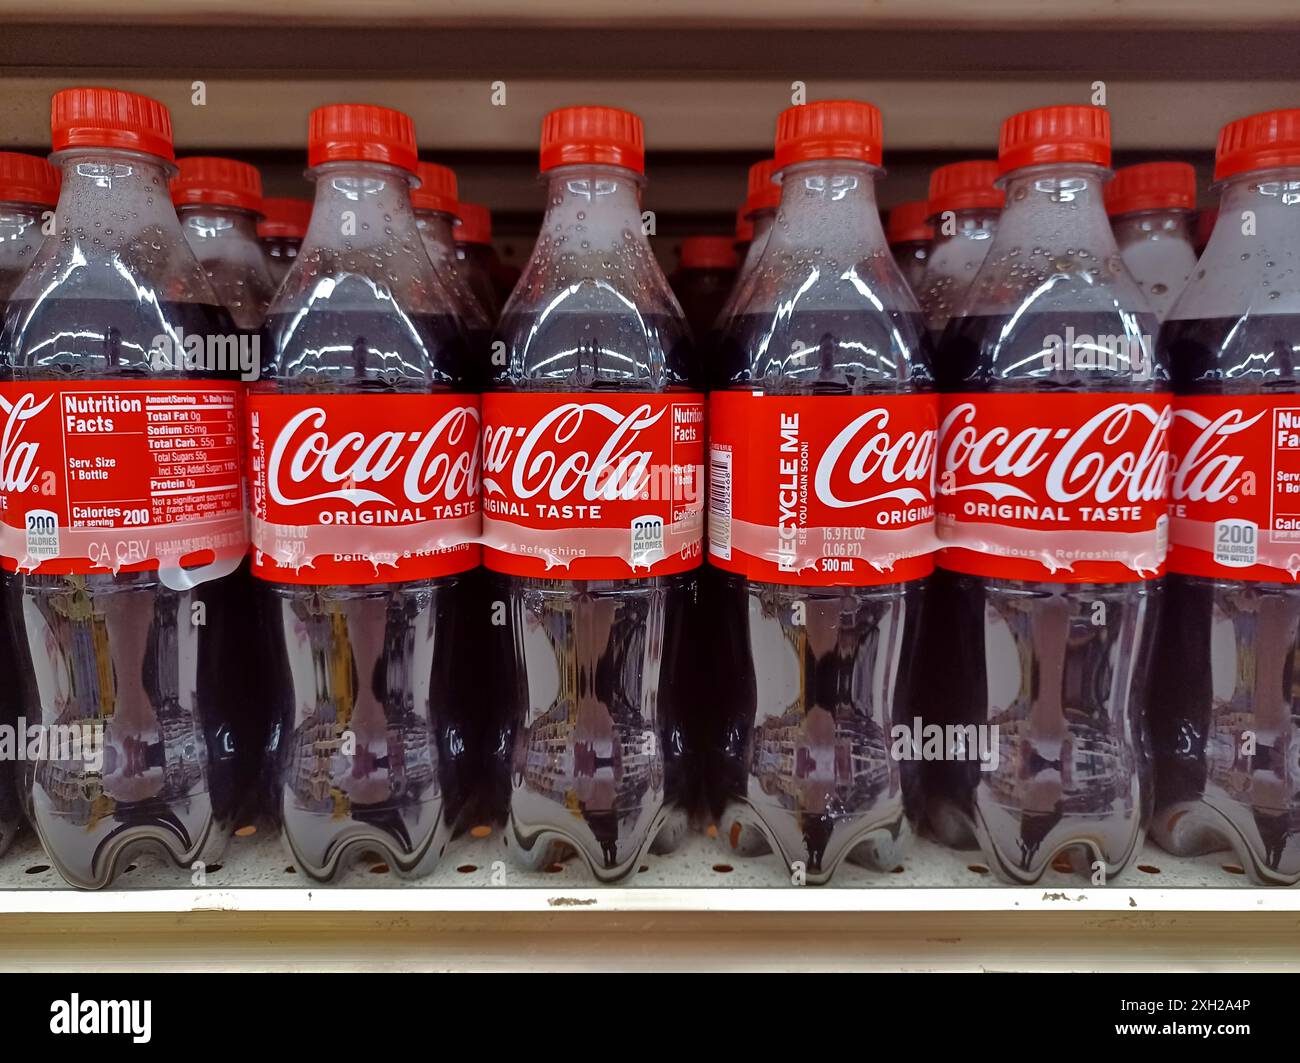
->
0, 825, 1290, 915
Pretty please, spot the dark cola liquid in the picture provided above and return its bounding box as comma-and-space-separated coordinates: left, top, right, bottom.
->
259, 309, 485, 880
487, 311, 701, 880
707, 309, 930, 883
2, 297, 250, 888
1151, 314, 1300, 884
924, 311, 1163, 884
672, 266, 735, 351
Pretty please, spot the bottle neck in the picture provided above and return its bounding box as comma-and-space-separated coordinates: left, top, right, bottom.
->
1216, 169, 1300, 241
992, 163, 1116, 255
416, 208, 458, 267
53, 147, 183, 242
1111, 208, 1194, 249
768, 158, 887, 254
539, 163, 645, 252
0, 201, 48, 250
1169, 166, 1300, 319
177, 204, 263, 246
304, 160, 420, 250
932, 207, 1000, 248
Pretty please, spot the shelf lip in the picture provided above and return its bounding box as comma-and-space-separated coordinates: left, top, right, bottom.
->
5, 2, 1299, 29
0, 885, 1294, 916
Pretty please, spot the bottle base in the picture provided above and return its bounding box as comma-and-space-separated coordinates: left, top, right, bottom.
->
1150, 799, 1300, 887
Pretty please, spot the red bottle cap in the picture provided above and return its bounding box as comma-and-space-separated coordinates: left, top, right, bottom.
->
171, 156, 264, 214
410, 161, 459, 214
51, 87, 174, 161
1215, 109, 1300, 182
735, 205, 754, 245
998, 105, 1110, 175
744, 158, 781, 216
679, 235, 737, 270
258, 197, 311, 240
1105, 161, 1196, 216
308, 103, 418, 174
455, 201, 492, 245
540, 106, 644, 174
774, 100, 882, 170
886, 200, 933, 246
0, 152, 59, 208
927, 159, 1003, 217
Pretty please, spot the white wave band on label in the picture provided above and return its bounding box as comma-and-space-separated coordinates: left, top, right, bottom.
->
2, 513, 249, 590
937, 515, 1169, 575
481, 512, 703, 571
251, 514, 481, 573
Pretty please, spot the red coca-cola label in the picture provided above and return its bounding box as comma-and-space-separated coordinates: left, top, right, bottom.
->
936, 392, 1172, 582
481, 391, 705, 579
707, 391, 937, 585
1169, 394, 1300, 580
248, 391, 481, 584
0, 378, 247, 587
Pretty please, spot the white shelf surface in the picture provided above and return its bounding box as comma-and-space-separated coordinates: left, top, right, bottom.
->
0, 824, 1291, 916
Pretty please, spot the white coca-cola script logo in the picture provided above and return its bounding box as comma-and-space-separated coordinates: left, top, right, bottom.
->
0, 391, 51, 494
939, 400, 1172, 504
1170, 407, 1264, 504
483, 402, 663, 502
814, 408, 936, 509
267, 405, 481, 508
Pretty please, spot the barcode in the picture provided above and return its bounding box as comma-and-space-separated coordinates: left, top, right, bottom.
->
709, 445, 732, 559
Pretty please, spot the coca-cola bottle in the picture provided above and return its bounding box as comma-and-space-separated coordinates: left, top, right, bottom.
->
886, 200, 932, 292
258, 197, 310, 286
709, 100, 935, 883
671, 236, 736, 342
411, 162, 491, 346
248, 104, 481, 880
0, 151, 58, 860
926, 105, 1169, 884
452, 201, 502, 321
1152, 109, 1300, 885
916, 160, 1002, 341
483, 106, 703, 880
173, 156, 278, 331
733, 205, 752, 262
1, 88, 250, 888
714, 159, 780, 346
1106, 162, 1198, 321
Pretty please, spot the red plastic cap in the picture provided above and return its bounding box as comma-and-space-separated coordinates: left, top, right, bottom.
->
51, 87, 174, 161
540, 106, 644, 174
679, 235, 737, 270
928, 159, 1002, 217
744, 157, 780, 216
455, 201, 492, 244
998, 105, 1110, 175
308, 104, 418, 174
171, 156, 263, 214
0, 152, 59, 208
774, 100, 882, 170
258, 197, 311, 240
1105, 161, 1196, 216
735, 204, 754, 245
410, 161, 459, 214
886, 200, 933, 246
1215, 109, 1300, 182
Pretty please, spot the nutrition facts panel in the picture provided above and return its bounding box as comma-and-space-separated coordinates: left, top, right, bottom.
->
59, 384, 243, 529
0, 378, 246, 572
1270, 406, 1300, 542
